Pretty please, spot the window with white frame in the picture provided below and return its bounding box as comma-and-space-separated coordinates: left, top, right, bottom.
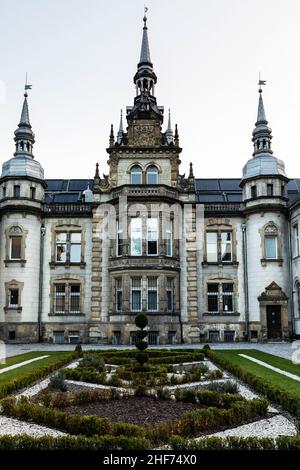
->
54, 284, 66, 313
166, 218, 173, 257
54, 283, 81, 314
9, 288, 19, 307
69, 285, 81, 313
147, 218, 158, 255
206, 232, 218, 262
131, 165, 142, 184
131, 277, 142, 312
116, 220, 124, 256
55, 232, 82, 263
206, 231, 232, 263
147, 277, 158, 312
221, 232, 232, 262
10, 236, 22, 260
207, 282, 234, 313
293, 224, 300, 258
146, 165, 158, 184
115, 278, 122, 312
264, 234, 277, 259
130, 218, 142, 255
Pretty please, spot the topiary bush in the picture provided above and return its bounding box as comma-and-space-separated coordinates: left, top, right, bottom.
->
135, 313, 149, 366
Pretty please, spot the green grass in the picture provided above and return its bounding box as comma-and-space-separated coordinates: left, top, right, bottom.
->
0, 351, 72, 385
215, 349, 300, 397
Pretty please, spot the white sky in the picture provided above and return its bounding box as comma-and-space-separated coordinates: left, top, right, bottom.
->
0, 0, 299, 180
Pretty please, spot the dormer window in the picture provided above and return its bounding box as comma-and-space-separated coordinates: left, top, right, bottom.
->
146, 165, 158, 184
131, 165, 142, 185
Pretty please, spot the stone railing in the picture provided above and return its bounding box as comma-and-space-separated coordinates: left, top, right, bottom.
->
44, 203, 93, 215
111, 185, 179, 200
204, 203, 244, 213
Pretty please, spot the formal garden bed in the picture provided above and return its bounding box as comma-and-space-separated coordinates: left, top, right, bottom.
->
0, 338, 299, 449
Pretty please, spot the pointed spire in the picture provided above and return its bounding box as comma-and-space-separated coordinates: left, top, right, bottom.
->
189, 162, 194, 179
165, 108, 174, 144
109, 124, 115, 147
139, 14, 151, 64
117, 110, 124, 144
252, 85, 273, 157
174, 123, 179, 146
14, 86, 35, 158
133, 11, 157, 96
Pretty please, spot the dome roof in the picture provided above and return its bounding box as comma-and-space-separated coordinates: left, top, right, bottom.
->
242, 153, 287, 182
1, 155, 44, 180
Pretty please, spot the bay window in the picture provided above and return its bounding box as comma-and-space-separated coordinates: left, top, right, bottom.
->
166, 218, 173, 257
147, 277, 158, 312
115, 278, 122, 312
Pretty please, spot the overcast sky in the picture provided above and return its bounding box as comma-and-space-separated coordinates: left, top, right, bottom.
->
0, 0, 299, 180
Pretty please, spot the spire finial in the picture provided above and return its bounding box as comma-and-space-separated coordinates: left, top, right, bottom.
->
252, 77, 273, 156
174, 123, 179, 146
143, 6, 148, 27
117, 109, 124, 144
166, 108, 174, 144
189, 162, 194, 178
109, 124, 115, 147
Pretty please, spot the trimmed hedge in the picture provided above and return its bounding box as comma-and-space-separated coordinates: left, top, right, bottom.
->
0, 353, 77, 399
174, 388, 245, 408
178, 398, 268, 437
205, 349, 300, 417
171, 435, 300, 451
1, 397, 143, 438
0, 394, 268, 444
0, 434, 150, 450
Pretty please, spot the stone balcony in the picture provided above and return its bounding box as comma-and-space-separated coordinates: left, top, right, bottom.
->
110, 185, 179, 200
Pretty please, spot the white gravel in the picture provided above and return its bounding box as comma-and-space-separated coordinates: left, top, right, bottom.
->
197, 415, 297, 439
239, 354, 300, 382
0, 416, 66, 437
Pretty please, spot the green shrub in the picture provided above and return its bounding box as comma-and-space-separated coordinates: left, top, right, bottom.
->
49, 371, 67, 392
0, 353, 76, 399
74, 344, 83, 358
205, 380, 238, 394
205, 349, 300, 417
80, 354, 105, 372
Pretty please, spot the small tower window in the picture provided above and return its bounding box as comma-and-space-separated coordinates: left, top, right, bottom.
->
251, 186, 257, 198
281, 185, 285, 197
146, 165, 158, 184
30, 187, 36, 199
130, 165, 142, 185
267, 184, 274, 196
13, 185, 20, 198
2, 186, 6, 198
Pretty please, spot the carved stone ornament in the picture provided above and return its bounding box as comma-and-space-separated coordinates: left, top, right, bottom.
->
133, 125, 155, 146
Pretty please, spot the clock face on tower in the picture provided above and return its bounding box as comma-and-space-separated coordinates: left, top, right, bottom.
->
133, 124, 156, 146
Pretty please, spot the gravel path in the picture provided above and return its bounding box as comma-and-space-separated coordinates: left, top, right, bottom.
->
197, 415, 297, 439
0, 416, 66, 437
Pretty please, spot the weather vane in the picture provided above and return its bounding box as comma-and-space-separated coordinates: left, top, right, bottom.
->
24, 72, 32, 96
258, 72, 266, 92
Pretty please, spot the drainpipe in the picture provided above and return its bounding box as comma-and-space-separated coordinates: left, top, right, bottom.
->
38, 223, 46, 342
287, 217, 295, 337
241, 223, 249, 341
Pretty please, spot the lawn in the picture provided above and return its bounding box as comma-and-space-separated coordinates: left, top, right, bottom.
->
214, 349, 300, 397
0, 351, 73, 385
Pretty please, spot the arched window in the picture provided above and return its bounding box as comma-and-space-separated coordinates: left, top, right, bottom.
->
264, 224, 278, 259
131, 165, 142, 185
146, 165, 158, 185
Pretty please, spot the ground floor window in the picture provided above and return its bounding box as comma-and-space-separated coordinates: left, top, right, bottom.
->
207, 282, 234, 313
208, 330, 220, 342
53, 282, 81, 314
148, 331, 159, 345
112, 331, 121, 344
168, 330, 177, 344
224, 330, 235, 342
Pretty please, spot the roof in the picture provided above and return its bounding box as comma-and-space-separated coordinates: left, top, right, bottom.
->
44, 177, 300, 205
45, 179, 93, 204
195, 178, 300, 203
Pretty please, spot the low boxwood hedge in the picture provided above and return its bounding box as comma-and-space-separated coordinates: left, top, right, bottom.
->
170, 435, 300, 450
0, 394, 268, 444
0, 434, 150, 450
205, 349, 300, 417
0, 353, 77, 399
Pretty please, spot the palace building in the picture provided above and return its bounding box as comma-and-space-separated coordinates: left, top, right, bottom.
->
1, 16, 300, 344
